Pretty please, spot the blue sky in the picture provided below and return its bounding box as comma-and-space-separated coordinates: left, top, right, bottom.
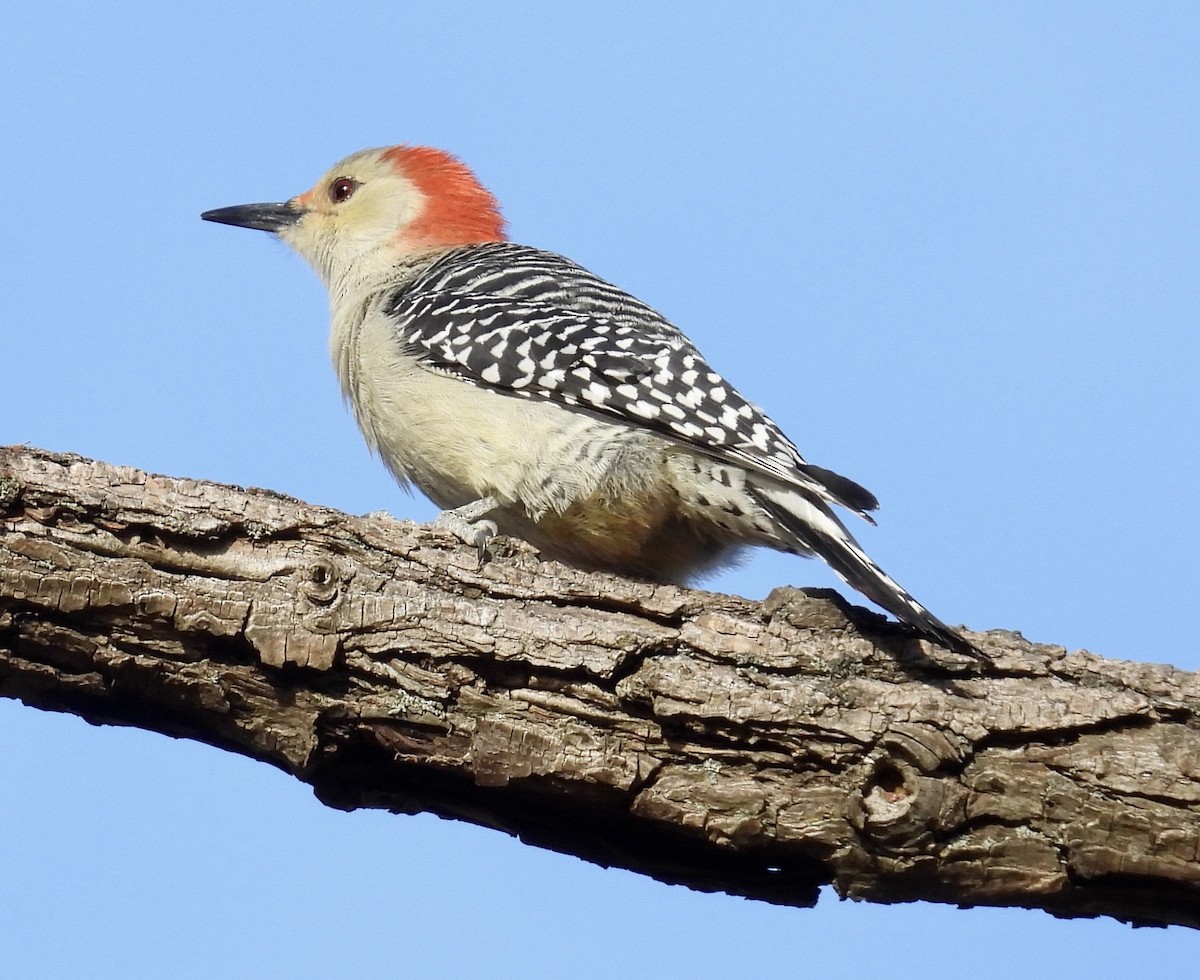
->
2, 3, 1196, 976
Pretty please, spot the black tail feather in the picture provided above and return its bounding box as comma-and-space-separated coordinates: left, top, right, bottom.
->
751, 485, 979, 658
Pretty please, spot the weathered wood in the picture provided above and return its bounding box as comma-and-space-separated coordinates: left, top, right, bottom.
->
2, 445, 1197, 927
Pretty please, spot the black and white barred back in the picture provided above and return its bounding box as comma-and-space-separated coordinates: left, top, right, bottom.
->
384, 242, 969, 653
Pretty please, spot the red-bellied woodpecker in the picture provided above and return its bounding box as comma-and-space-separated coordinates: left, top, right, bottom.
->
202, 145, 973, 654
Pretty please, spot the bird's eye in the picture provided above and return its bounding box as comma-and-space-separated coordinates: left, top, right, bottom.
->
329, 177, 359, 204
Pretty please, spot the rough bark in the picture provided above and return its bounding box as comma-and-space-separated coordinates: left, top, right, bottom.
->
2, 445, 1197, 928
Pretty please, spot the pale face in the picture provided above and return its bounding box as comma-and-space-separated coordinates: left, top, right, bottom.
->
280, 148, 428, 292
201, 144, 504, 297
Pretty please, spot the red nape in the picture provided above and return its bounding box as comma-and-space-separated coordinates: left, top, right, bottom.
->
384, 145, 507, 247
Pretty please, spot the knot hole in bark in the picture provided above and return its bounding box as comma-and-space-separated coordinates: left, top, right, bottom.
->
302, 558, 343, 607
851, 755, 959, 852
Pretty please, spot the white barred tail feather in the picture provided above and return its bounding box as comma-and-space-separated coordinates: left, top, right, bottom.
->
750, 482, 975, 655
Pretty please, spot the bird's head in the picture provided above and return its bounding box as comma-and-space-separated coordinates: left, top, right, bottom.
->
202, 145, 507, 291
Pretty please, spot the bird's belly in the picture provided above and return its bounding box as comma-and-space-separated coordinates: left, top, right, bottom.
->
345, 312, 661, 509
340, 311, 748, 580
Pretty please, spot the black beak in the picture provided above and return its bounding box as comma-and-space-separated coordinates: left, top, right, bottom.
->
200, 201, 302, 232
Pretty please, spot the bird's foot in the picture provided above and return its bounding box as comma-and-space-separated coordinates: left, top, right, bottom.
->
433, 497, 500, 564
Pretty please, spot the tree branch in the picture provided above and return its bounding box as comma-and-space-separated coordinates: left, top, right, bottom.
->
2, 445, 1197, 927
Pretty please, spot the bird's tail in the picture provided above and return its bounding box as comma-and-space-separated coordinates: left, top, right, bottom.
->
751, 483, 975, 656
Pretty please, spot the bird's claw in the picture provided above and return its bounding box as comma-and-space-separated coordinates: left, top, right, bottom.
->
433, 500, 500, 565
469, 520, 498, 563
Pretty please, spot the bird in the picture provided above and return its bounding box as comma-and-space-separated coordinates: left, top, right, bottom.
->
202, 144, 973, 654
